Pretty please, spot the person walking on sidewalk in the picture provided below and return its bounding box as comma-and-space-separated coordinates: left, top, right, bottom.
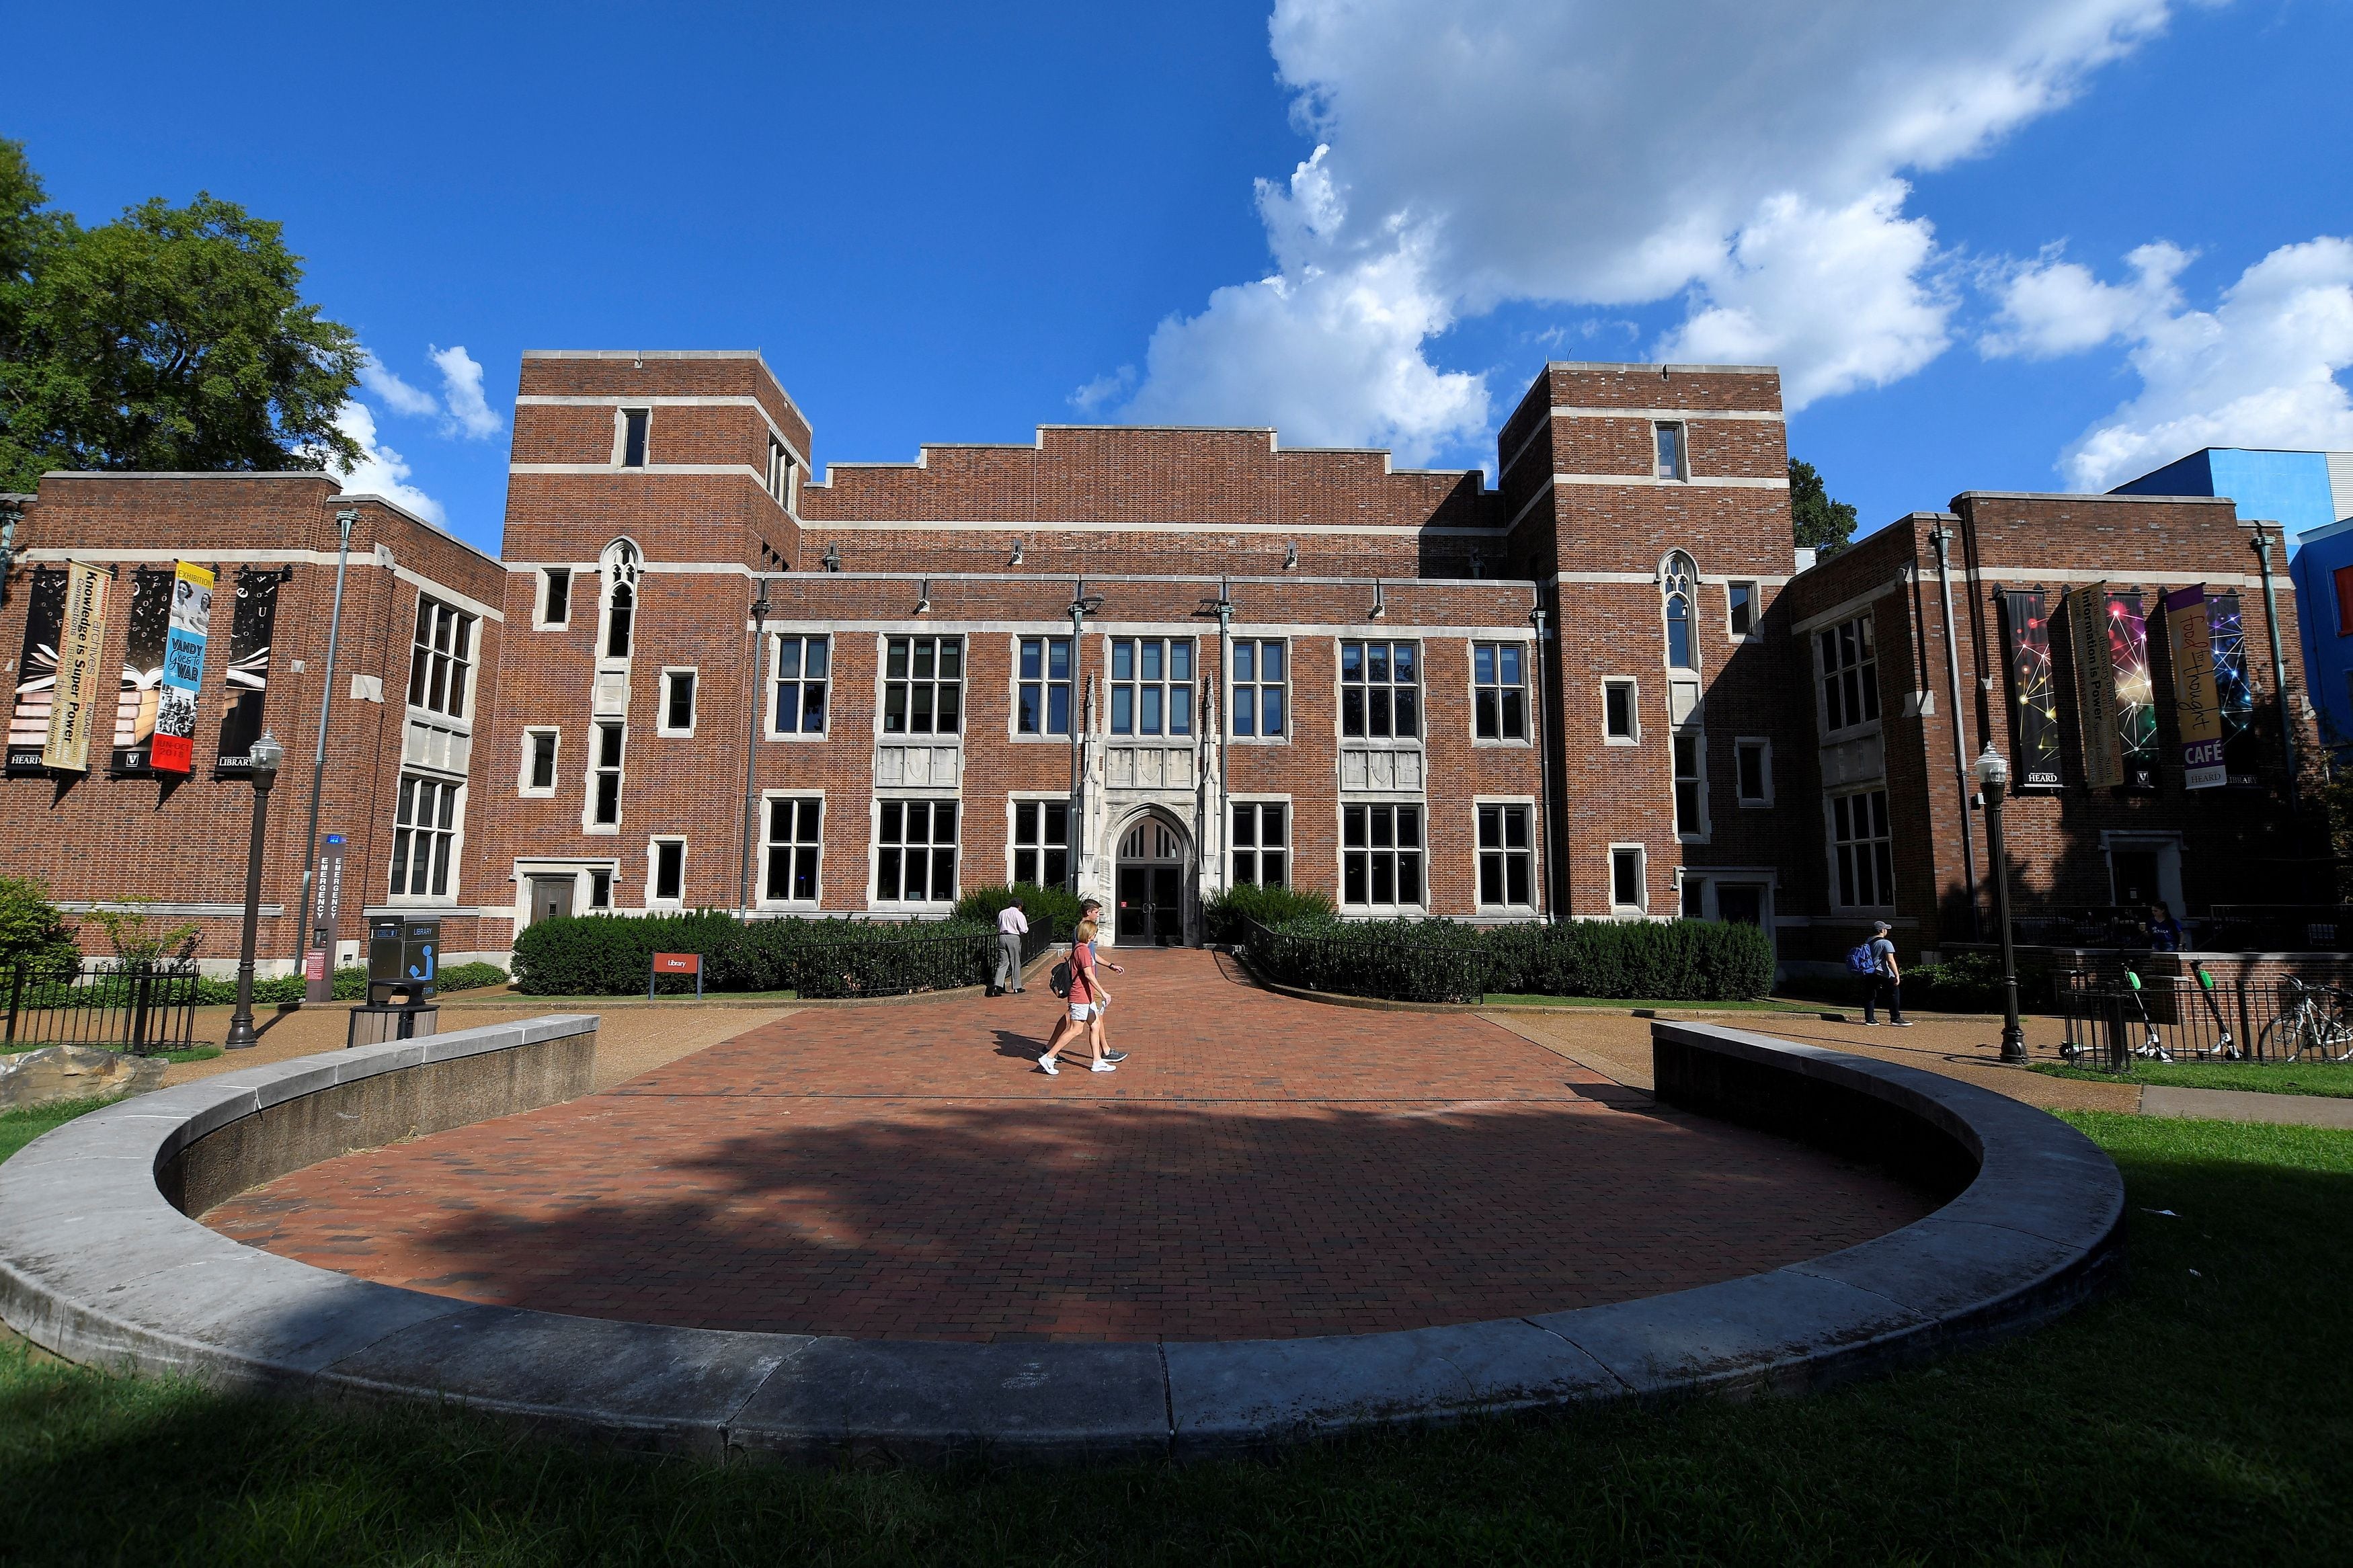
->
1037, 916, 1105, 1074
994, 897, 1028, 995
1864, 920, 1910, 1026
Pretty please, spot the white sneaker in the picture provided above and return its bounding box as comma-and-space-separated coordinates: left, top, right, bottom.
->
1037, 1055, 1058, 1075
1090, 1059, 1117, 1073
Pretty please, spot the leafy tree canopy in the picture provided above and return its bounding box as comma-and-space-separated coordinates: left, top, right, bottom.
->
1790, 458, 1859, 557
0, 139, 361, 492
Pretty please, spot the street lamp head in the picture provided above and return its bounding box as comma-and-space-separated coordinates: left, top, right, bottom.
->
1974, 743, 2009, 792
248, 729, 284, 780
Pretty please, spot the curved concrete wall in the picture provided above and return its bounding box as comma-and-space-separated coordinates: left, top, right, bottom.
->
0, 1016, 2123, 1464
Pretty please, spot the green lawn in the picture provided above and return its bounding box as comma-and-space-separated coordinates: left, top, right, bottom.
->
2035, 1059, 2353, 1099
2, 1104, 2350, 1563
0, 1096, 120, 1164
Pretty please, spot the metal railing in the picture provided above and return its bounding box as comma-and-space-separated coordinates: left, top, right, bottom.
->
2202, 906, 2353, 953
2054, 966, 2353, 1071
1237, 917, 1487, 1005
3, 958, 201, 1057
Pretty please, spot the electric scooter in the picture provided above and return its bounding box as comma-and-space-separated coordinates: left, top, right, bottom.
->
2192, 960, 2240, 1060
2123, 966, 2170, 1061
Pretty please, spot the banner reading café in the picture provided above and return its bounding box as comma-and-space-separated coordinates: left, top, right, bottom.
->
0, 352, 2325, 979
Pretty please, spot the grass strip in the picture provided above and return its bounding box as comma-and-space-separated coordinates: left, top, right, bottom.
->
2034, 1059, 2353, 1098
1, 1109, 2349, 1563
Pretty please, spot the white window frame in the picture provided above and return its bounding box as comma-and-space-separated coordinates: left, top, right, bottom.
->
614, 407, 651, 468
519, 727, 560, 797
1827, 786, 1897, 912
596, 539, 641, 666
878, 634, 965, 739
535, 567, 573, 630
766, 631, 830, 740
658, 666, 699, 737
766, 438, 795, 508
1815, 612, 1882, 741
587, 866, 615, 909
1337, 638, 1423, 743
387, 773, 466, 905
1473, 796, 1540, 914
1652, 421, 1688, 481
1010, 634, 1074, 741
1106, 634, 1197, 739
1229, 636, 1290, 745
1726, 579, 1759, 641
1601, 677, 1641, 745
1006, 793, 1074, 889
871, 793, 961, 908
1673, 730, 1710, 843
585, 720, 625, 834
1734, 736, 1774, 808
406, 596, 476, 720
760, 791, 824, 908
1470, 639, 1533, 746
1340, 800, 1427, 913
1228, 796, 1293, 889
1609, 843, 1648, 917
647, 837, 687, 909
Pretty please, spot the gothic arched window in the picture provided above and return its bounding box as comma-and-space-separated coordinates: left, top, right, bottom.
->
601, 538, 642, 660
1662, 551, 1698, 671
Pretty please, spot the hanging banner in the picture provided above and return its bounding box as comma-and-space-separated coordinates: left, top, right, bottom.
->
2161, 585, 2225, 790
110, 567, 173, 772
1999, 590, 2062, 790
216, 566, 284, 774
2106, 590, 2159, 792
2063, 584, 2122, 788
5, 567, 67, 774
152, 562, 214, 775
42, 562, 112, 774
2207, 591, 2260, 786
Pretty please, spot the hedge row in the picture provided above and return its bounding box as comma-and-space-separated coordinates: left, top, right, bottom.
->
190, 960, 510, 1007
510, 912, 998, 999
1240, 915, 1776, 1004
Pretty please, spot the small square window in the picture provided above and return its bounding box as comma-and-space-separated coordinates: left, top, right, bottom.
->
620, 409, 649, 468
1728, 581, 1757, 638
540, 568, 571, 628
1603, 679, 1638, 743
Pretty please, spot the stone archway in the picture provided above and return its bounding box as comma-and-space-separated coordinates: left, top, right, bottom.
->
1111, 807, 1192, 947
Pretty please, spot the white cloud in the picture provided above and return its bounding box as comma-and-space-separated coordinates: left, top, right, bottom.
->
357, 354, 439, 419
1104, 0, 2207, 448
1985, 238, 2353, 491
1070, 365, 1137, 413
430, 344, 502, 440
324, 402, 446, 526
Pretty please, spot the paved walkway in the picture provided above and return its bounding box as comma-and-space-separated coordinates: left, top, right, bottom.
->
202, 950, 1933, 1344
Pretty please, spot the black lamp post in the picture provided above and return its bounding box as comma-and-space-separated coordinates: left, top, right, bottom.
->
225, 730, 284, 1050
1974, 743, 2028, 1063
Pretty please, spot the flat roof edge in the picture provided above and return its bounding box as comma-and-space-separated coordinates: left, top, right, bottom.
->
1955, 490, 2240, 505
1546, 360, 1782, 376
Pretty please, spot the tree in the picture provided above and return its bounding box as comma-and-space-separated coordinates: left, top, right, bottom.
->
1790, 458, 1858, 557
0, 875, 77, 969
0, 140, 361, 491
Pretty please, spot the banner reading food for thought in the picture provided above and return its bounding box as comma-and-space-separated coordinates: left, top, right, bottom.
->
151, 562, 214, 775
2063, 583, 2122, 789
2161, 584, 2225, 790
1999, 590, 2061, 790
42, 562, 112, 774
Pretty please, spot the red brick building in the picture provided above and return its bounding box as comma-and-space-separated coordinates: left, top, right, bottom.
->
0, 352, 2321, 978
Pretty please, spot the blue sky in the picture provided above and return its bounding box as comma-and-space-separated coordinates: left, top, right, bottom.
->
8, 1, 2350, 556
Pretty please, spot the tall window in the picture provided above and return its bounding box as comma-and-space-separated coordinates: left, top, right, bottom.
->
407, 597, 475, 718
1735, 739, 1771, 806
588, 869, 613, 909
1728, 581, 1757, 638
1611, 846, 1646, 911
1654, 422, 1686, 480
1603, 679, 1638, 741
1473, 642, 1528, 740
1343, 802, 1422, 907
1232, 639, 1287, 737
766, 797, 822, 901
619, 409, 649, 467
766, 439, 793, 506
883, 636, 963, 735
662, 669, 696, 734
1831, 788, 1895, 908
600, 540, 641, 661
1111, 637, 1193, 736
522, 729, 558, 794
1662, 552, 1697, 671
1017, 637, 1072, 736
1341, 641, 1419, 739
1818, 614, 1880, 733
389, 775, 461, 898
1231, 802, 1288, 886
877, 799, 957, 902
539, 568, 571, 628
590, 722, 624, 826
1011, 800, 1069, 886
1477, 804, 1533, 908
1673, 733, 1706, 837
651, 839, 685, 904
771, 634, 828, 735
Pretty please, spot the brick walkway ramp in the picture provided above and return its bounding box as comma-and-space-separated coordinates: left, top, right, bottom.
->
204, 950, 1935, 1342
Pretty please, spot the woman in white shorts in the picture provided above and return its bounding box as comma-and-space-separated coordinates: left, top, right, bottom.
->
1038, 917, 1110, 1074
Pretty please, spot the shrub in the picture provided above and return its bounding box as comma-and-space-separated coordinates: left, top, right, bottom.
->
1203, 882, 1337, 945
1246, 917, 1486, 1003
1905, 950, 2006, 1013
0, 876, 77, 970
510, 912, 996, 999
81, 899, 200, 962
955, 883, 1081, 941
511, 911, 741, 995
1240, 915, 1775, 1004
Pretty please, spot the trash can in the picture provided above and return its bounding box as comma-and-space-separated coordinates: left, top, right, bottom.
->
346, 1001, 439, 1047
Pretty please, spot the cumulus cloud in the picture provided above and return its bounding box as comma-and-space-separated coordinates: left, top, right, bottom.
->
323, 402, 446, 526
429, 344, 502, 440
1101, 0, 2206, 450
357, 354, 440, 419
1985, 237, 2353, 491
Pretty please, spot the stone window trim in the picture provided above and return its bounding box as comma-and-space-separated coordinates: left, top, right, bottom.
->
1228, 636, 1291, 746
765, 632, 830, 741
1472, 796, 1540, 914
1007, 633, 1074, 743
1105, 632, 1196, 739
1339, 799, 1427, 913
1228, 795, 1293, 890
1734, 735, 1774, 808
1652, 421, 1689, 482
871, 792, 961, 908
657, 667, 698, 737
1814, 610, 1882, 741
1673, 730, 1710, 845
387, 773, 465, 905
1468, 638, 1535, 747
1826, 786, 1897, 913
584, 720, 625, 835
518, 727, 559, 797
534, 567, 572, 630
646, 837, 687, 909
1726, 579, 1760, 641
614, 407, 651, 468
877, 633, 965, 741
1006, 792, 1073, 889
1601, 676, 1641, 745
1609, 842, 1648, 917
1337, 638, 1423, 744
1661, 550, 1700, 674
760, 791, 824, 908
407, 595, 476, 723
596, 538, 642, 667
764, 438, 796, 509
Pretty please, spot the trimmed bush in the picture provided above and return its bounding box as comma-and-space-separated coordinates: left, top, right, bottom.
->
1203, 882, 1337, 945
955, 883, 1082, 940
510, 911, 996, 999
1247, 918, 1486, 1003
1240, 915, 1775, 1004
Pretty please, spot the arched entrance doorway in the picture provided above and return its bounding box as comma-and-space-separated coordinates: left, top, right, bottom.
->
1113, 813, 1189, 946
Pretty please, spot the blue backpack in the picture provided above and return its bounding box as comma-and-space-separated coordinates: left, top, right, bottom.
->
1847, 942, 1880, 977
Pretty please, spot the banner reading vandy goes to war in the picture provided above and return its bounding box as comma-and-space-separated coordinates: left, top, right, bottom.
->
152, 562, 214, 775
42, 562, 112, 774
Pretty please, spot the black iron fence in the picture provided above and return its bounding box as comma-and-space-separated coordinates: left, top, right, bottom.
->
2202, 906, 2353, 953
3, 958, 201, 1056
2055, 966, 2353, 1071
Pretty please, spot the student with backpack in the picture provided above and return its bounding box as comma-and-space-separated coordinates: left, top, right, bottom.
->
1038, 915, 1113, 1074
1851, 920, 1909, 1026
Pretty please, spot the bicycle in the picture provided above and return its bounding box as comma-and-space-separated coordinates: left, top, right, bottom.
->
2255, 977, 2353, 1063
